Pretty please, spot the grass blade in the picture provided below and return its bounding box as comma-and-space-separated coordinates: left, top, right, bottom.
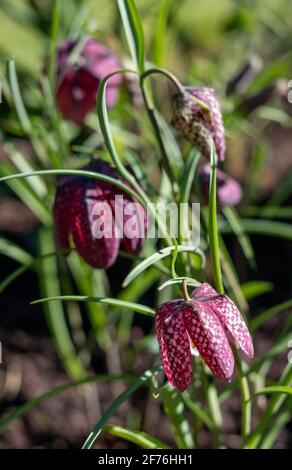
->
38, 227, 85, 378
104, 424, 169, 449
31, 295, 155, 317
82, 366, 161, 449
123, 245, 205, 287
117, 0, 145, 72
0, 374, 133, 432
7, 58, 32, 135
250, 299, 292, 331
160, 383, 195, 449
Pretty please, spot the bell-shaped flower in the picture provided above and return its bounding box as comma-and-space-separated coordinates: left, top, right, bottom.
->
53, 158, 146, 269
53, 38, 121, 125
172, 87, 225, 161
155, 283, 253, 391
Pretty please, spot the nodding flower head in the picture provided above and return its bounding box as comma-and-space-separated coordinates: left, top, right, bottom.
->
53, 159, 146, 269
53, 38, 121, 126
172, 87, 225, 161
155, 283, 253, 391
199, 163, 243, 206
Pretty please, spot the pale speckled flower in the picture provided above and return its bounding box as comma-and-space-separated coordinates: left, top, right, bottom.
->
155, 283, 253, 391
172, 87, 225, 161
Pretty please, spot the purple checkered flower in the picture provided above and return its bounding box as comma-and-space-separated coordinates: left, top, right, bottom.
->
155, 283, 253, 391
53, 38, 121, 126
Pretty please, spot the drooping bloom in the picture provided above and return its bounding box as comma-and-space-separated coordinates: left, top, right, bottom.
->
53, 158, 146, 269
199, 163, 243, 206
155, 283, 253, 391
54, 38, 121, 125
172, 87, 225, 161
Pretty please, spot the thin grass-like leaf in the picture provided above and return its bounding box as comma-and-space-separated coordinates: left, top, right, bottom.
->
0, 237, 33, 264
240, 281, 273, 301
123, 245, 205, 287
117, 0, 145, 72
223, 206, 256, 269
0, 168, 141, 202
104, 424, 169, 449
160, 383, 194, 449
38, 228, 85, 378
82, 366, 161, 449
249, 386, 292, 400
0, 374, 133, 432
7, 58, 32, 135
250, 299, 292, 331
179, 150, 200, 203
31, 295, 155, 317
220, 218, 292, 241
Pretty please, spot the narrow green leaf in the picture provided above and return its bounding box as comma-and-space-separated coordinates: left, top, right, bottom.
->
158, 277, 200, 291
38, 228, 85, 379
249, 386, 292, 400
7, 58, 32, 135
0, 237, 33, 264
0, 264, 29, 294
152, 0, 170, 66
182, 392, 216, 431
117, 0, 145, 72
104, 424, 169, 449
123, 245, 205, 287
240, 281, 273, 301
223, 206, 256, 269
220, 218, 292, 241
0, 163, 51, 225
160, 383, 194, 449
31, 295, 155, 317
250, 299, 292, 331
0, 168, 141, 202
179, 150, 200, 203
82, 366, 161, 449
48, 0, 61, 90
245, 363, 292, 448
0, 374, 133, 432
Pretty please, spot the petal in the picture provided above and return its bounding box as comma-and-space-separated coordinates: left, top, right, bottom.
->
205, 295, 254, 359
121, 198, 147, 254
182, 302, 234, 381
53, 177, 79, 252
155, 301, 192, 391
71, 184, 120, 269
191, 282, 217, 299
186, 88, 225, 161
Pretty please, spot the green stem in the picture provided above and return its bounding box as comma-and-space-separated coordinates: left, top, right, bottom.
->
234, 348, 251, 441
208, 141, 251, 447
208, 142, 224, 294
97, 69, 173, 244
139, 74, 176, 182
141, 67, 184, 94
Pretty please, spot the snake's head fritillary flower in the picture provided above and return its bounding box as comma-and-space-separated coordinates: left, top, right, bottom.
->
172, 87, 225, 161
155, 283, 253, 391
53, 38, 121, 126
53, 158, 146, 269
199, 163, 243, 206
